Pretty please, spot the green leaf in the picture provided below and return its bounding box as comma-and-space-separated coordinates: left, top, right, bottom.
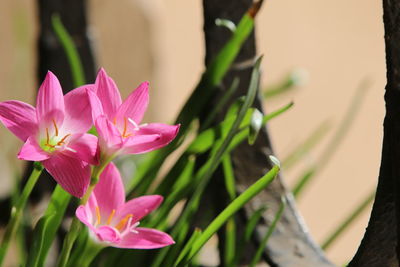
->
0, 162, 43, 265
149, 156, 196, 229
157, 56, 263, 267
292, 79, 370, 198
186, 163, 280, 263
222, 155, 236, 267
51, 14, 85, 87
186, 108, 253, 154
186, 101, 293, 156
26, 213, 55, 267
234, 205, 267, 265
26, 186, 71, 267
321, 190, 375, 250
282, 119, 331, 170
174, 228, 203, 267
127, 2, 260, 196
249, 197, 286, 267
263, 68, 308, 99
200, 77, 239, 131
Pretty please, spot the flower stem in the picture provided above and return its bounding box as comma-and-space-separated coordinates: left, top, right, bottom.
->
57, 160, 111, 267
75, 240, 103, 267
0, 162, 43, 265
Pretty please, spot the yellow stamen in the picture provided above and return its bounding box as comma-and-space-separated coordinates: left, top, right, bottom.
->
113, 117, 117, 125
122, 117, 128, 138
56, 133, 71, 146
46, 128, 50, 144
107, 209, 116, 225
115, 214, 133, 231
95, 206, 101, 226
52, 119, 59, 136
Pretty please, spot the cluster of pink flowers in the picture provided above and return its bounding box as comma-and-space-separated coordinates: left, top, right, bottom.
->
0, 69, 178, 249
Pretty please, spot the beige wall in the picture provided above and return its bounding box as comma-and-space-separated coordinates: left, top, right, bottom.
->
0, 0, 385, 264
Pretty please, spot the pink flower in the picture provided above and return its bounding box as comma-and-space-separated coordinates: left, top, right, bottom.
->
76, 163, 174, 249
0, 71, 98, 197
88, 68, 179, 158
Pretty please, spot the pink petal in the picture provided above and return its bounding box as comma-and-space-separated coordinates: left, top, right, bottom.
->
43, 153, 91, 198
115, 228, 174, 249
63, 133, 99, 165
17, 136, 50, 161
76, 205, 97, 232
116, 82, 149, 124
95, 116, 122, 154
63, 85, 96, 133
86, 193, 99, 222
122, 134, 161, 154
0, 100, 38, 141
124, 123, 179, 154
95, 226, 121, 243
116, 195, 163, 223
95, 68, 122, 120
36, 71, 65, 127
87, 88, 104, 122
93, 163, 125, 221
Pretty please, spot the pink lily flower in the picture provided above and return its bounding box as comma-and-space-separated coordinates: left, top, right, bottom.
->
0, 71, 98, 197
88, 68, 179, 158
76, 163, 174, 249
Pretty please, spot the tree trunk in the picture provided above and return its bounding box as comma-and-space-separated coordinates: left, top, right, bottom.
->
37, 0, 96, 90
349, 1, 400, 266
202, 1, 333, 266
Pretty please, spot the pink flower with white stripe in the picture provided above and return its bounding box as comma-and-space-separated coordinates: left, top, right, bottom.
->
76, 163, 174, 249
0, 71, 98, 197
88, 69, 180, 159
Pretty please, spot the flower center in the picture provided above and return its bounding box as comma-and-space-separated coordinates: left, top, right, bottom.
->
94, 206, 139, 236
113, 117, 147, 139
40, 119, 73, 153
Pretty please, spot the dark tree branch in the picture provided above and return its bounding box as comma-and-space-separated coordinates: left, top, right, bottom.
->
202, 1, 333, 266
349, 1, 400, 266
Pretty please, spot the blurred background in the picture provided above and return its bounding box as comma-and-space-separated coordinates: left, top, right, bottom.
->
0, 0, 385, 265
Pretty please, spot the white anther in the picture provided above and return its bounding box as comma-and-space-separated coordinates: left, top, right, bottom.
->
65, 147, 77, 153
129, 222, 140, 234
128, 118, 140, 131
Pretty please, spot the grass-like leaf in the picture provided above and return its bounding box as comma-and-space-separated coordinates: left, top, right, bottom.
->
282, 119, 331, 171
321, 190, 375, 250
292, 79, 370, 197
127, 1, 262, 196
263, 69, 308, 99
51, 14, 85, 87
249, 197, 286, 267
234, 205, 268, 265
185, 162, 280, 264
26, 186, 71, 267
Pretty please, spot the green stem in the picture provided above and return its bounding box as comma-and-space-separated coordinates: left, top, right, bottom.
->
0, 162, 43, 265
71, 240, 103, 267
186, 164, 280, 262
57, 159, 111, 267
